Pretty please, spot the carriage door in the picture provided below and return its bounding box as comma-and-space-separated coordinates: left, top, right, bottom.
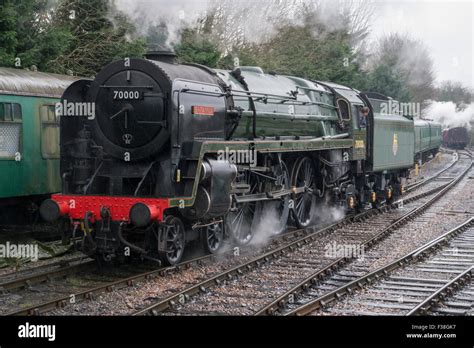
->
0, 102, 23, 197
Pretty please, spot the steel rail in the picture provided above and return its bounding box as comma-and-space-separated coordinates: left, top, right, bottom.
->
405, 155, 458, 192
5, 215, 339, 316
284, 214, 473, 316
0, 259, 95, 291
132, 161, 469, 316
406, 266, 473, 316
5, 253, 215, 316
256, 160, 472, 315
6, 155, 464, 316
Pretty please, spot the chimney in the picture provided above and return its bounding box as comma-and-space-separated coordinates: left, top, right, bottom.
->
144, 51, 177, 64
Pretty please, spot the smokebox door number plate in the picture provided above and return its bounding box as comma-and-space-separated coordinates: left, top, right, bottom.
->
113, 90, 143, 100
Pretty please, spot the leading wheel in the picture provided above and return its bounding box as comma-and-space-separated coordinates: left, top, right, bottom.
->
201, 221, 224, 254
291, 157, 318, 228
158, 216, 186, 266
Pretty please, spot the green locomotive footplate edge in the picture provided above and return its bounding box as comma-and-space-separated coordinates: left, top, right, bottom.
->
169, 138, 353, 207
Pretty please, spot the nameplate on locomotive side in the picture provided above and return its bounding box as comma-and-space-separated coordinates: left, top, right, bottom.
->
192, 105, 215, 116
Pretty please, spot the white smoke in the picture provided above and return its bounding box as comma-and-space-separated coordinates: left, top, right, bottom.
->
250, 199, 346, 248
250, 202, 283, 247
111, 0, 211, 47
110, 0, 373, 51
314, 203, 346, 226
422, 101, 474, 129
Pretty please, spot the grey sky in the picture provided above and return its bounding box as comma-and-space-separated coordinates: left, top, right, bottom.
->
372, 0, 473, 88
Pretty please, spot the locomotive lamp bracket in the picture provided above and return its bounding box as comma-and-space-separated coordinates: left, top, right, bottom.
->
100, 206, 111, 221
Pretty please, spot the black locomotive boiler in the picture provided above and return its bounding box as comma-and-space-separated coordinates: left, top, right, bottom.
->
41, 52, 420, 265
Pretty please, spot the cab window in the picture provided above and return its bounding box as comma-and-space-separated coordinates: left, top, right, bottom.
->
0, 103, 22, 159
337, 99, 350, 121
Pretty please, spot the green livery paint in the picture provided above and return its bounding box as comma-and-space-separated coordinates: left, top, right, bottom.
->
0, 95, 60, 198
169, 137, 353, 207
372, 113, 415, 171
414, 119, 442, 156
0, 68, 76, 201
215, 68, 339, 139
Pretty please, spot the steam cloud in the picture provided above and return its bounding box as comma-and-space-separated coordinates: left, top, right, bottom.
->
111, 0, 211, 47
250, 200, 346, 248
110, 0, 369, 50
423, 101, 474, 130
250, 202, 283, 247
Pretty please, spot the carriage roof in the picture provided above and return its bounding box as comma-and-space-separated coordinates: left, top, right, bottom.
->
0, 67, 77, 98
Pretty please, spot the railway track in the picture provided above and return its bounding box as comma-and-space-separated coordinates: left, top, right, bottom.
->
285, 217, 474, 316
415, 268, 474, 316
2, 153, 466, 316
2, 221, 333, 316
0, 256, 94, 291
405, 151, 458, 193
255, 158, 472, 315
4, 253, 213, 315
132, 157, 471, 316
0, 220, 67, 242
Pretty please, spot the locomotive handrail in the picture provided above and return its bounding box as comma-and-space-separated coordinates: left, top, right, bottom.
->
178, 87, 338, 109
295, 85, 334, 95
178, 87, 294, 102
134, 161, 157, 196
232, 110, 338, 121
231, 89, 297, 100
232, 90, 337, 109
82, 161, 103, 194
99, 85, 154, 89
255, 99, 338, 109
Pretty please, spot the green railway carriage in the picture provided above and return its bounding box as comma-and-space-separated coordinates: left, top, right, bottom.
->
414, 119, 442, 161
0, 67, 76, 220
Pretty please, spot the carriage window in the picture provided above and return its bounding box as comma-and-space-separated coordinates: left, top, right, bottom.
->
12, 104, 22, 121
40, 105, 60, 159
337, 99, 350, 121
0, 103, 22, 159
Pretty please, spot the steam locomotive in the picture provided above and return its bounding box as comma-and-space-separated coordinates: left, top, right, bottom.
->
39, 52, 437, 265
